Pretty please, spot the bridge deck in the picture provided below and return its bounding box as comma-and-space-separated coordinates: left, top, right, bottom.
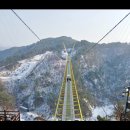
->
62, 60, 75, 121
54, 56, 83, 121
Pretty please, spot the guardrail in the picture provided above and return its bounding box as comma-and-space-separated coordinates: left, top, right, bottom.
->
0, 110, 20, 121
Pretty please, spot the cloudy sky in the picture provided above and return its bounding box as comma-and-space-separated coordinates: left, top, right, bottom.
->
0, 9, 130, 50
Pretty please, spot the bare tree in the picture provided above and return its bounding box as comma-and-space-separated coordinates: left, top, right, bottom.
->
0, 79, 15, 110
113, 102, 124, 121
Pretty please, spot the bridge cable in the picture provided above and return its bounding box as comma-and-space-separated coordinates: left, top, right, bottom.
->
73, 12, 130, 119
85, 12, 130, 54
11, 9, 41, 41
84, 11, 130, 118
82, 12, 130, 104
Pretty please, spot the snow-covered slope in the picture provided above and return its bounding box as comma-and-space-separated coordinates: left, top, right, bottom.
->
61, 50, 68, 60
1, 41, 130, 121
0, 51, 66, 120
20, 112, 39, 121
0, 52, 52, 80
10, 55, 43, 79
87, 105, 114, 121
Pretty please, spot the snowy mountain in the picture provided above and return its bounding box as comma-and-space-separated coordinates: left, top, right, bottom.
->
1, 37, 130, 121
0, 36, 78, 67
0, 51, 66, 120
72, 42, 130, 120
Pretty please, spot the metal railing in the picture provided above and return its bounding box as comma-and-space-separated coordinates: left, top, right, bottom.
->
0, 110, 20, 121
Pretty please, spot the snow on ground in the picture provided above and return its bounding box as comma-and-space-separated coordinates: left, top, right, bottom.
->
48, 116, 55, 121
87, 105, 114, 121
10, 53, 47, 79
21, 114, 55, 121
61, 50, 68, 59
10, 61, 37, 79
20, 112, 39, 121
83, 98, 93, 111
0, 77, 11, 81
0, 51, 52, 81
0, 70, 11, 77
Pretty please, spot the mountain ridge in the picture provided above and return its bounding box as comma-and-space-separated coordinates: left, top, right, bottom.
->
1, 36, 130, 120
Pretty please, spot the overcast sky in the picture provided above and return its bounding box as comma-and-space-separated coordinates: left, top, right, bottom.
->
0, 9, 130, 50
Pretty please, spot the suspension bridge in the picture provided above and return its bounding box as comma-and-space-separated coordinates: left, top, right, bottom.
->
0, 10, 130, 121
54, 55, 83, 121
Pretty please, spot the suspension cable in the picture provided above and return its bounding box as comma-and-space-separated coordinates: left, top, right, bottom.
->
74, 12, 130, 119
11, 9, 41, 41
85, 12, 130, 54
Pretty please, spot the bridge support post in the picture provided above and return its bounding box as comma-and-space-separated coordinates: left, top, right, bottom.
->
4, 110, 7, 121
